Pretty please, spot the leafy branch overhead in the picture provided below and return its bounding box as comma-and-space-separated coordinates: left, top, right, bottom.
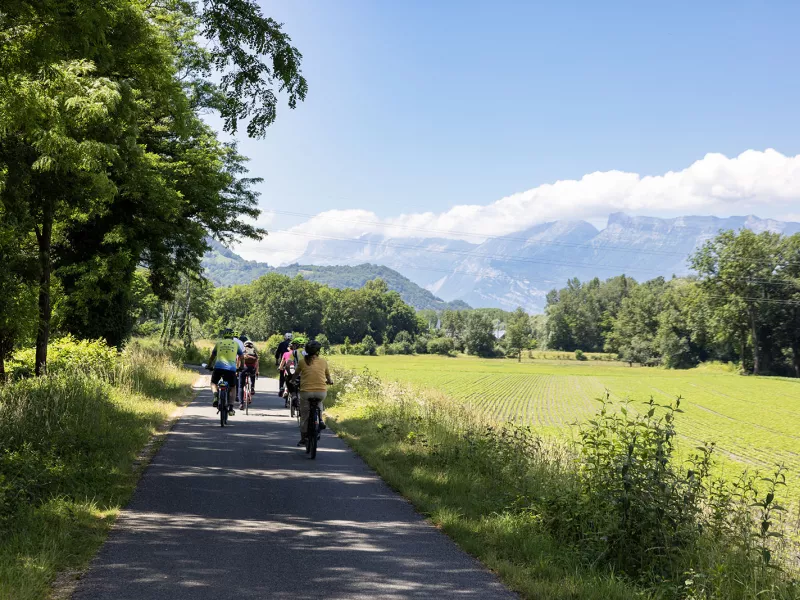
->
173, 0, 308, 137
0, 0, 307, 373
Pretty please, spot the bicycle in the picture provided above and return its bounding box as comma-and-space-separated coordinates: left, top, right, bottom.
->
241, 372, 254, 415
217, 379, 233, 427
305, 398, 323, 459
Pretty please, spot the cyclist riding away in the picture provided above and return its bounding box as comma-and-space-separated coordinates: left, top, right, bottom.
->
279, 338, 303, 405
275, 332, 292, 395
292, 340, 332, 447
208, 328, 243, 412
238, 339, 259, 410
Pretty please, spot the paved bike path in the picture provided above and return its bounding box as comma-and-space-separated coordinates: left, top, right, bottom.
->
73, 378, 515, 599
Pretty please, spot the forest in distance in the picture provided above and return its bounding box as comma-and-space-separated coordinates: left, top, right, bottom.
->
141, 227, 800, 379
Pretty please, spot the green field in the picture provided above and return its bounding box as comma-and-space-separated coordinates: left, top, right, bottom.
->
331, 354, 800, 482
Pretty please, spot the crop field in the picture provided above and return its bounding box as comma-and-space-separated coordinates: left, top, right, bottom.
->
331, 354, 800, 489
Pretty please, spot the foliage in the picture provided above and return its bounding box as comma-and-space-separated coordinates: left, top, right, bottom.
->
330, 354, 800, 482
541, 231, 800, 377
204, 274, 421, 345
201, 247, 470, 310
7, 336, 118, 381
0, 0, 307, 372
506, 307, 533, 361
574, 349, 586, 361
328, 367, 800, 599
0, 342, 194, 599
360, 335, 377, 356
464, 311, 496, 357
427, 337, 455, 355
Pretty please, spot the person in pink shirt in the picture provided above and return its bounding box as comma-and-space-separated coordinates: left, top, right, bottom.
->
278, 339, 302, 401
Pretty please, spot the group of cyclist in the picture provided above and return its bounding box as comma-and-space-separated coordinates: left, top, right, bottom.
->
207, 329, 332, 447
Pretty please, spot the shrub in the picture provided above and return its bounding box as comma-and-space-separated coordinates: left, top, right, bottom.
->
264, 333, 285, 359
7, 336, 118, 381
361, 335, 377, 356
414, 335, 430, 354
343, 336, 352, 355
386, 341, 412, 355
315, 333, 331, 353
394, 330, 413, 344
574, 349, 587, 361
350, 343, 365, 355
427, 337, 454, 355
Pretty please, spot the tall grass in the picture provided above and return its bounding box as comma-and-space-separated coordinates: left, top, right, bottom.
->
325, 366, 800, 600
0, 340, 195, 600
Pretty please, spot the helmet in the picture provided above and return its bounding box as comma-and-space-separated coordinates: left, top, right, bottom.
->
239, 334, 249, 343
244, 340, 254, 348
284, 333, 293, 340
293, 336, 306, 346
306, 340, 322, 355
222, 327, 234, 337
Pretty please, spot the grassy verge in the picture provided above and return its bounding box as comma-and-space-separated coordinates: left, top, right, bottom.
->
0, 341, 196, 600
326, 372, 640, 600
325, 367, 799, 600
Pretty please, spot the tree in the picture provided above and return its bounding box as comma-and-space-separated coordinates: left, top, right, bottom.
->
0, 0, 307, 372
464, 312, 495, 357
506, 307, 532, 362
691, 230, 784, 375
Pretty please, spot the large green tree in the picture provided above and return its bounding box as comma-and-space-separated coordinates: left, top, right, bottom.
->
691, 230, 785, 375
0, 0, 307, 371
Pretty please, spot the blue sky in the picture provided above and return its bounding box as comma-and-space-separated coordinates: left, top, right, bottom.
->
220, 0, 800, 262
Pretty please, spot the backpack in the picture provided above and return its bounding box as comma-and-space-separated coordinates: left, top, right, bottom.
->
243, 344, 258, 366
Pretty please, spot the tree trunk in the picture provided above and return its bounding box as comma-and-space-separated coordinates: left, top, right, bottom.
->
518, 349, 521, 363
178, 279, 191, 339
35, 201, 53, 376
0, 354, 5, 383
748, 305, 760, 376
792, 340, 800, 379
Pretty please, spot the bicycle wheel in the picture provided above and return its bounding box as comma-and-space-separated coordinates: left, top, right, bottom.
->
309, 409, 318, 459
290, 396, 296, 418
245, 386, 249, 415
220, 390, 226, 427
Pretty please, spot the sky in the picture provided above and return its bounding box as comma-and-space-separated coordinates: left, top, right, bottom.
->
212, 0, 800, 265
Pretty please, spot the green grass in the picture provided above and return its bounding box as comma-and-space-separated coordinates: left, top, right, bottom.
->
326, 382, 642, 599
0, 344, 196, 600
331, 354, 800, 493
325, 365, 800, 600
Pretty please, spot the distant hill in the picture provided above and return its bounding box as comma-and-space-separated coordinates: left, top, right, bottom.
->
201, 239, 469, 311
296, 213, 800, 312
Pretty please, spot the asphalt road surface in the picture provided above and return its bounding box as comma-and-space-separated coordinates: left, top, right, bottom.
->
73, 377, 515, 599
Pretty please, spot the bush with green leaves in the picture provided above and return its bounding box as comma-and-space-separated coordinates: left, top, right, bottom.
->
427, 336, 455, 355
263, 334, 285, 360
7, 336, 118, 380
361, 335, 377, 356
315, 333, 331, 352
574, 349, 587, 361
414, 334, 429, 354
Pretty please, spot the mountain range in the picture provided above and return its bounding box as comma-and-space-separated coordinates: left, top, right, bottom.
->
201, 238, 469, 311
294, 213, 800, 312
204, 213, 800, 313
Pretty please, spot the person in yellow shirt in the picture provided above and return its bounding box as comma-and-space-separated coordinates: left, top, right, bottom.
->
293, 339, 332, 446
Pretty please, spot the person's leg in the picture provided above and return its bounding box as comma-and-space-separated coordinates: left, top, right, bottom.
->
224, 371, 237, 412
247, 368, 256, 403
237, 369, 246, 407
279, 369, 286, 393
299, 392, 311, 444
210, 370, 221, 406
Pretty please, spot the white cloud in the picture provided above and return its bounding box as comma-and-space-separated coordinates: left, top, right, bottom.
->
235, 149, 800, 265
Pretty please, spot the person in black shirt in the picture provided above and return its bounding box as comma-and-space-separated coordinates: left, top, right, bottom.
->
275, 332, 292, 395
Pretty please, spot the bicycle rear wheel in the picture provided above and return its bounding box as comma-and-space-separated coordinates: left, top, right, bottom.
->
308, 407, 318, 459
220, 391, 226, 427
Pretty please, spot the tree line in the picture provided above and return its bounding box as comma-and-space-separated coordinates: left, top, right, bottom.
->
0, 0, 307, 377
544, 229, 800, 376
